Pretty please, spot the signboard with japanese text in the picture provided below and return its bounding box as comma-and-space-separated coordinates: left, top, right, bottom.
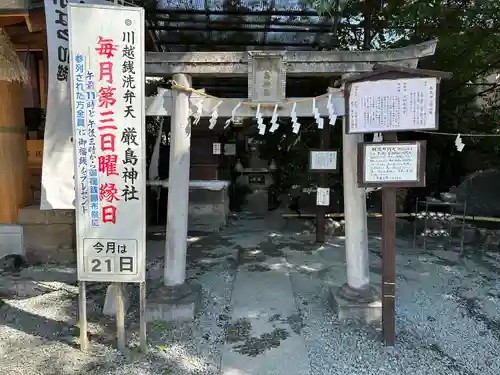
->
212, 143, 221, 155
42, 0, 109, 210
357, 141, 426, 188
309, 149, 339, 172
345, 77, 438, 134
316, 187, 330, 206
68, 3, 146, 282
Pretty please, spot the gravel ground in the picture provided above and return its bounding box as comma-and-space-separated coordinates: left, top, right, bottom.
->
1, 216, 500, 374
0, 231, 238, 375
287, 235, 500, 375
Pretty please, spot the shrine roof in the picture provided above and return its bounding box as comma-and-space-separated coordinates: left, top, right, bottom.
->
139, 0, 341, 52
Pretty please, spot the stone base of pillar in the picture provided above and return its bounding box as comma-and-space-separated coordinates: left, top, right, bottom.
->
146, 280, 202, 323
329, 283, 382, 325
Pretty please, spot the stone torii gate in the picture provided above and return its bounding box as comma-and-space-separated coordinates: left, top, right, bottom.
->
144, 41, 438, 321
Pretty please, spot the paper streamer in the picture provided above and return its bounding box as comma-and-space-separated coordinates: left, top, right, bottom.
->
327, 93, 337, 126
312, 97, 323, 129
455, 133, 465, 152
225, 102, 242, 128
256, 103, 266, 135
269, 104, 279, 133
208, 100, 223, 129
192, 97, 204, 125
291, 102, 301, 134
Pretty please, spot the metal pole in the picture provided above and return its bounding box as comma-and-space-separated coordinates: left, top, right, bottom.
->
78, 281, 89, 351
139, 282, 148, 353
381, 132, 397, 346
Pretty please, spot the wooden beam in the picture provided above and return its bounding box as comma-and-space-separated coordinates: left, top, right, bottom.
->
4, 22, 29, 37
9, 30, 46, 50
0, 12, 27, 17
24, 9, 45, 33
14, 44, 44, 52
39, 51, 47, 109
0, 16, 25, 28
2, 21, 46, 51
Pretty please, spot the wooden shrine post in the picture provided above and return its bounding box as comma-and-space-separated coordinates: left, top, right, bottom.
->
316, 124, 330, 243
0, 28, 30, 223
309, 144, 339, 242
343, 64, 451, 346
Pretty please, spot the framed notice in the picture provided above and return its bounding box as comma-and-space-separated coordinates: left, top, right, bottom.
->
213, 142, 221, 155
357, 141, 426, 188
309, 149, 339, 173
345, 77, 438, 134
316, 187, 330, 206
69, 4, 146, 282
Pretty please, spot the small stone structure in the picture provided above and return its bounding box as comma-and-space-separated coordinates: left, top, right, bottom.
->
148, 180, 230, 232
0, 224, 24, 261
237, 137, 275, 215
17, 206, 75, 263
188, 181, 230, 232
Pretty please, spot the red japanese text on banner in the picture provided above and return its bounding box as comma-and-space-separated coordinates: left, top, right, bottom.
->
68, 3, 146, 283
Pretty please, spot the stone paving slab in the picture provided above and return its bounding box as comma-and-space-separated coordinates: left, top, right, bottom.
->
221, 255, 310, 375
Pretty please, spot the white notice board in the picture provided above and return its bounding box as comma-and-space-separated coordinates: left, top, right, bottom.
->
347, 77, 438, 133
69, 4, 146, 282
361, 141, 425, 187
316, 188, 330, 206
309, 150, 338, 172
213, 143, 221, 155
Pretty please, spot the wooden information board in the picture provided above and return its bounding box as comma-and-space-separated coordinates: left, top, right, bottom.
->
346, 77, 438, 134
357, 140, 426, 188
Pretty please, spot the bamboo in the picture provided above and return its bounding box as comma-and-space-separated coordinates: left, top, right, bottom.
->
0, 28, 30, 223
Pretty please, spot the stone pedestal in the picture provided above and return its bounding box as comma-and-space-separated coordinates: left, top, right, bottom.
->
146, 280, 202, 322
188, 182, 230, 232
148, 180, 230, 232
238, 170, 273, 215
244, 188, 269, 215
0, 224, 24, 261
17, 206, 75, 264
329, 283, 382, 325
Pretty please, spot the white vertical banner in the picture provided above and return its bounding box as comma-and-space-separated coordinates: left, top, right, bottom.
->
42, 0, 108, 210
69, 3, 146, 282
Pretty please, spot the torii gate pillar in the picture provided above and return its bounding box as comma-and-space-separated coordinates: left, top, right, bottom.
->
146, 73, 203, 323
